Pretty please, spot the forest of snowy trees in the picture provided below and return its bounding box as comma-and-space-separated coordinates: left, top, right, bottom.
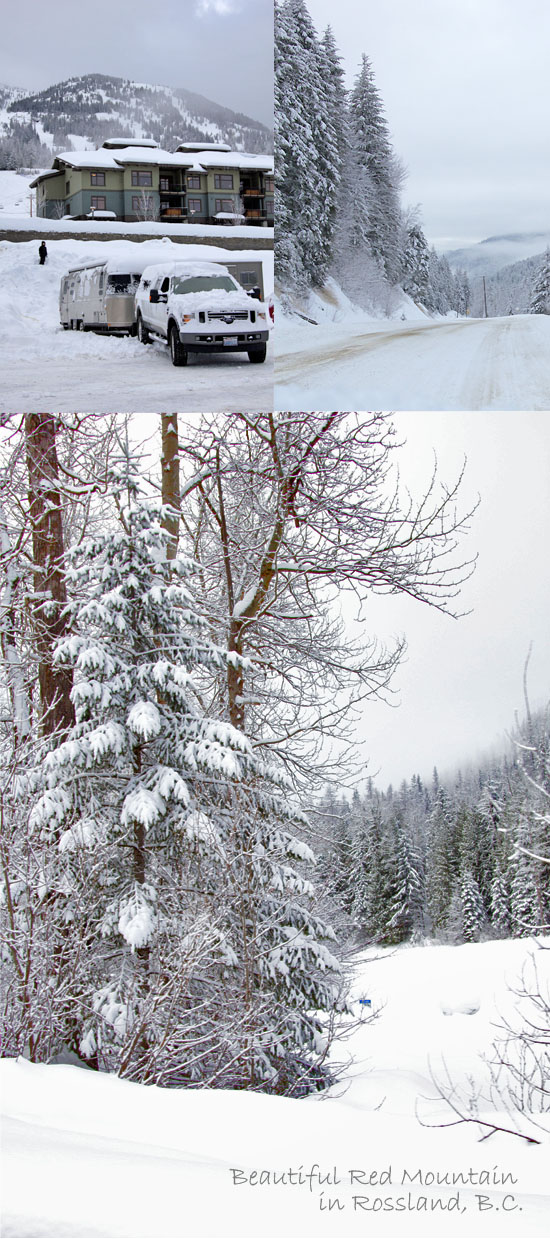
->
314, 694, 550, 949
275, 0, 470, 317
1, 412, 482, 1094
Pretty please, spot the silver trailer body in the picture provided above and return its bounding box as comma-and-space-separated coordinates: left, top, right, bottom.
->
59, 255, 267, 334
59, 262, 143, 333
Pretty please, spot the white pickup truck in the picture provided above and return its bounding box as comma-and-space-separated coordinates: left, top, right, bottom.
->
134, 260, 269, 366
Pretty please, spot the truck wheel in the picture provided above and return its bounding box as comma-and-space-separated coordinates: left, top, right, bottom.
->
137, 315, 151, 344
248, 344, 267, 363
169, 325, 188, 367
62, 322, 69, 330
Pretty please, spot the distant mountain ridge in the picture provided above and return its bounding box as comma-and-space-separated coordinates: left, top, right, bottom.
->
0, 74, 272, 169
446, 231, 550, 278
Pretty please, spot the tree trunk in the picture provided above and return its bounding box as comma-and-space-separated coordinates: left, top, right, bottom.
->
0, 506, 31, 745
161, 414, 180, 560
25, 414, 74, 736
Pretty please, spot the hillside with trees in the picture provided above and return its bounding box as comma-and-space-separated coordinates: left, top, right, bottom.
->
275, 0, 468, 317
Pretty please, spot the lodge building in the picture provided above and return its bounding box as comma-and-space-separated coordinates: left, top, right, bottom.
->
31, 139, 274, 226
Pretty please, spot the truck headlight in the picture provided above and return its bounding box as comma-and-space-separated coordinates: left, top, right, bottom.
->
181, 313, 196, 323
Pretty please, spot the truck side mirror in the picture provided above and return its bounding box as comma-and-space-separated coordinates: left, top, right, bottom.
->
149, 289, 159, 303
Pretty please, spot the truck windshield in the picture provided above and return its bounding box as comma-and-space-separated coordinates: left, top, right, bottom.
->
171, 275, 237, 295
106, 274, 141, 294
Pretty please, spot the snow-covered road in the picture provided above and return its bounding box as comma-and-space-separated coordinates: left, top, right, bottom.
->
275, 314, 550, 411
0, 340, 273, 415
0, 238, 273, 414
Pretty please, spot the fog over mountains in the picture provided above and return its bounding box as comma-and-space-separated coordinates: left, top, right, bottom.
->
446, 231, 550, 279
0, 74, 272, 169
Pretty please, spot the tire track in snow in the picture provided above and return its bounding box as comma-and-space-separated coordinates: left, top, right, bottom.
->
274, 318, 483, 387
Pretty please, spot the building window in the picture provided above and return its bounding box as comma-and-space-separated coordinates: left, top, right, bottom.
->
132, 195, 154, 212
215, 198, 235, 213
66, 181, 70, 195
187, 198, 202, 213
265, 177, 274, 192
159, 177, 172, 192
91, 196, 106, 210
187, 174, 201, 189
214, 173, 233, 189
131, 170, 153, 187
90, 171, 105, 186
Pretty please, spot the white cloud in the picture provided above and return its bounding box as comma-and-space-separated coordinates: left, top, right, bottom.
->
196, 0, 240, 15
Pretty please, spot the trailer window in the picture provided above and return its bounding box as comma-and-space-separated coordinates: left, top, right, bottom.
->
171, 275, 238, 295
106, 273, 141, 294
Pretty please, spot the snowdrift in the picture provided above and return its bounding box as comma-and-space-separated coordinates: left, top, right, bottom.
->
2, 937, 549, 1238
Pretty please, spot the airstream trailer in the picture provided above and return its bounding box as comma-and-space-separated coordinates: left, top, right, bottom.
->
59, 260, 144, 334
59, 254, 268, 335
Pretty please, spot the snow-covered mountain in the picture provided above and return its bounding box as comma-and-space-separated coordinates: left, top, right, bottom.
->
446, 231, 550, 278
0, 74, 272, 169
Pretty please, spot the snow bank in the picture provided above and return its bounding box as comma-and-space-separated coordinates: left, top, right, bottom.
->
2, 937, 549, 1237
277, 275, 431, 329
0, 213, 272, 241
0, 237, 273, 364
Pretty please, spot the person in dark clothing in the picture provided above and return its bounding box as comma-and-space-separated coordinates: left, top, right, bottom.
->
39, 241, 48, 265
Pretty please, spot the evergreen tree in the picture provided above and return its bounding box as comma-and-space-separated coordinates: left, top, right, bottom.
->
528, 247, 550, 314
388, 817, 426, 941
490, 860, 512, 936
347, 54, 403, 284
402, 225, 430, 303
460, 869, 486, 941
15, 449, 342, 1090
275, 0, 340, 287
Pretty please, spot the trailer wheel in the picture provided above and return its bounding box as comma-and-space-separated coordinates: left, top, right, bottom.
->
169, 325, 188, 366
248, 344, 267, 363
62, 323, 69, 330
137, 314, 151, 345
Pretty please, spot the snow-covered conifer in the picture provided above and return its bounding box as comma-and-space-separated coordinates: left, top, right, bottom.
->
460, 869, 486, 942
402, 225, 430, 303
17, 445, 342, 1091
528, 247, 550, 314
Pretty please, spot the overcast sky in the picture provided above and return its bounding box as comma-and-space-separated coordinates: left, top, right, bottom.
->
351, 411, 550, 790
307, 0, 550, 251
129, 412, 550, 795
0, 0, 273, 128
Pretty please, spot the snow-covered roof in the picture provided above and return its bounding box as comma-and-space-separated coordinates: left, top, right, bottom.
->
39, 145, 273, 178
29, 169, 63, 186
176, 142, 231, 153
66, 258, 147, 274
102, 139, 159, 149
86, 210, 117, 219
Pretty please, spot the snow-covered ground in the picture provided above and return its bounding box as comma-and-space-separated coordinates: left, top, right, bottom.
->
0, 170, 36, 217
275, 307, 550, 412
2, 937, 549, 1238
0, 238, 273, 414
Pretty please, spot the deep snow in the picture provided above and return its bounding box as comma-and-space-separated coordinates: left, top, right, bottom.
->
2, 937, 549, 1238
274, 302, 550, 412
0, 238, 273, 414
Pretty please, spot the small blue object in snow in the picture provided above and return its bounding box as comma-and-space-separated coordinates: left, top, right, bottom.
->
359, 998, 372, 1007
